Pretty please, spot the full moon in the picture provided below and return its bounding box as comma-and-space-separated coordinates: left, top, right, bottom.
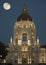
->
3, 2, 11, 10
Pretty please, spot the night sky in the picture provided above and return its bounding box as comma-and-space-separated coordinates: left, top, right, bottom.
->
0, 0, 46, 45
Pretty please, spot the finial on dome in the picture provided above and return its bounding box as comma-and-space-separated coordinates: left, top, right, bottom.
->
22, 4, 27, 13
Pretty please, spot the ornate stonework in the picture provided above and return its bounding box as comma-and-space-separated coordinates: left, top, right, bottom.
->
6, 5, 46, 64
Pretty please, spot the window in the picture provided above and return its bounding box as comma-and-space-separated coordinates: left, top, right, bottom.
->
22, 33, 27, 41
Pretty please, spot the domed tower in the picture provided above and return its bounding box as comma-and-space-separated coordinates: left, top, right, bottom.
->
14, 5, 36, 46
6, 5, 40, 64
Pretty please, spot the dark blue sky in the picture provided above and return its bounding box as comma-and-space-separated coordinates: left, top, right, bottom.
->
0, 0, 46, 45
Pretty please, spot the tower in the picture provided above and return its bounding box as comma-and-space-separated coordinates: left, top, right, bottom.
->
6, 5, 40, 64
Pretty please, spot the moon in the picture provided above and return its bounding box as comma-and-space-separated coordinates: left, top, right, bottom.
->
3, 2, 11, 10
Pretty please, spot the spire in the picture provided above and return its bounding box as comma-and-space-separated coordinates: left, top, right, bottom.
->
10, 37, 12, 43
22, 4, 27, 13
37, 38, 40, 46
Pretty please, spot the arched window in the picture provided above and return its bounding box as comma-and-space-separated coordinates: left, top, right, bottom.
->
22, 33, 27, 41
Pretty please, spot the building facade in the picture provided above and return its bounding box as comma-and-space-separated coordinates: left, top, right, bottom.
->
6, 6, 46, 64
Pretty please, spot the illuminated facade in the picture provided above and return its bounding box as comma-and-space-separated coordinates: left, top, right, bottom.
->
6, 6, 46, 64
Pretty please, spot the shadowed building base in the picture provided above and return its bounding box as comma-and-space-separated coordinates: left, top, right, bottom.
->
0, 63, 46, 65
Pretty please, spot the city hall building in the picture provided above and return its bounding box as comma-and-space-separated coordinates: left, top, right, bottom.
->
6, 6, 46, 64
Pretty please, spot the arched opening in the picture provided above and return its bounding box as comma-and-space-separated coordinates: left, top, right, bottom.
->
31, 59, 34, 63
22, 33, 27, 42
22, 53, 27, 63
22, 58, 27, 63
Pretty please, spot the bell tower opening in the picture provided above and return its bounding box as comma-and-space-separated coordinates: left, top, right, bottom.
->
22, 33, 27, 42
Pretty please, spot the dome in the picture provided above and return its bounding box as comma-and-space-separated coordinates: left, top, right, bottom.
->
17, 13, 32, 21
17, 5, 32, 21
